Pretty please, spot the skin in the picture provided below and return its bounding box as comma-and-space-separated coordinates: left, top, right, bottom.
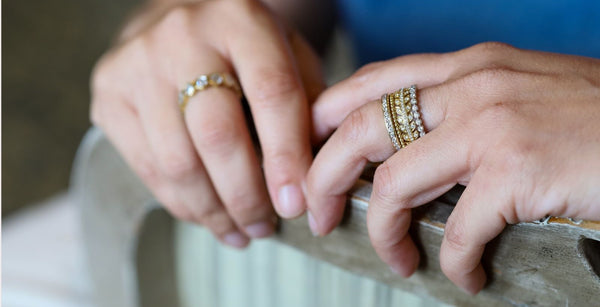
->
90, 0, 326, 248
307, 42, 600, 294
94, 0, 599, 295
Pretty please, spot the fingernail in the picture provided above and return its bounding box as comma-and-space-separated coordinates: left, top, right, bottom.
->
223, 232, 249, 248
460, 285, 478, 296
245, 222, 274, 238
307, 211, 320, 236
278, 184, 305, 218
389, 265, 411, 278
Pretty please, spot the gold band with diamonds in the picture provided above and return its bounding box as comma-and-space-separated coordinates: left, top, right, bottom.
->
178, 72, 242, 112
390, 89, 406, 148
382, 93, 401, 150
383, 85, 426, 150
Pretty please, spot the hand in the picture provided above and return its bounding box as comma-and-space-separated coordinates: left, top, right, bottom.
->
91, 0, 324, 248
306, 42, 600, 293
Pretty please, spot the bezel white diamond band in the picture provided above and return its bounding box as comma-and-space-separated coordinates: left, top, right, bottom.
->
178, 72, 242, 112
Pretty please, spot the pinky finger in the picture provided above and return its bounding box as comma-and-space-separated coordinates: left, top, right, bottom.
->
91, 98, 192, 220
93, 99, 250, 248
439, 172, 510, 295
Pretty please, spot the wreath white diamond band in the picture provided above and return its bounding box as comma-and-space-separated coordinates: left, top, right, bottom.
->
382, 85, 426, 150
178, 72, 242, 112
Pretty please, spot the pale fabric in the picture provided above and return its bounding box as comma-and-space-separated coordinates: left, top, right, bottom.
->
2, 194, 94, 307
176, 222, 449, 307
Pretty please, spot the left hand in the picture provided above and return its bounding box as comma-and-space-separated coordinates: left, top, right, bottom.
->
305, 42, 600, 294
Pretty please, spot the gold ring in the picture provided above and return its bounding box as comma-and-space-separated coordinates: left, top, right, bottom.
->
382, 85, 425, 150
178, 72, 242, 112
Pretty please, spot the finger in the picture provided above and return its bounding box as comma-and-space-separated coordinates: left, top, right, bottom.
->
368, 199, 419, 278
439, 172, 509, 295
134, 83, 248, 248
288, 30, 326, 144
229, 16, 312, 219
359, 86, 473, 277
365, 123, 469, 277
311, 42, 542, 141
92, 97, 192, 220
306, 84, 448, 235
306, 100, 393, 235
288, 30, 325, 105
185, 82, 277, 239
371, 119, 470, 211
91, 97, 164, 202
312, 53, 452, 141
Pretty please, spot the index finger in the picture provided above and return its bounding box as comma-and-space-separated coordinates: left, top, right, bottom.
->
228, 10, 312, 219
312, 53, 452, 141
305, 84, 447, 235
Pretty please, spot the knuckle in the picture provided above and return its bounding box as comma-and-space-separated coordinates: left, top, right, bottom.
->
439, 255, 459, 279
263, 147, 307, 181
469, 41, 515, 63
90, 64, 111, 94
160, 6, 193, 31
352, 61, 384, 82
160, 152, 199, 181
477, 41, 515, 52
226, 191, 264, 216
239, 0, 270, 20
370, 235, 395, 253
134, 155, 160, 185
151, 5, 199, 45
367, 224, 399, 251
89, 100, 105, 126
160, 194, 195, 222
372, 163, 405, 207
443, 218, 467, 252
201, 211, 236, 236
195, 205, 226, 225
248, 69, 301, 107
264, 148, 301, 176
195, 116, 239, 149
90, 51, 119, 92
466, 67, 513, 88
459, 67, 517, 103
339, 107, 371, 144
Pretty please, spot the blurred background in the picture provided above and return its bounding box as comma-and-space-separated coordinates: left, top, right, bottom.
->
3, 1, 139, 305
3, 0, 140, 215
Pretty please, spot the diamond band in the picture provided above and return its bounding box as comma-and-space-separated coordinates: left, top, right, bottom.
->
382, 93, 401, 150
382, 85, 426, 151
178, 72, 242, 112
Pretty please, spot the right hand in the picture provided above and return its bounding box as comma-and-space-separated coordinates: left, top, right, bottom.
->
90, 0, 324, 248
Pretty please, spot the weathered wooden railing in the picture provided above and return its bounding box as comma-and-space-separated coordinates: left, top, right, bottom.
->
71, 128, 600, 306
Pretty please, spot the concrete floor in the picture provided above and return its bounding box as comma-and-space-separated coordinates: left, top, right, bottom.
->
2, 0, 140, 215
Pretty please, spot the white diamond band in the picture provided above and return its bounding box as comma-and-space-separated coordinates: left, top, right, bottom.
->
178, 72, 242, 113
382, 93, 401, 150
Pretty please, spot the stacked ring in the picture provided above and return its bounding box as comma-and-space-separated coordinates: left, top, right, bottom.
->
178, 72, 242, 112
382, 85, 426, 150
